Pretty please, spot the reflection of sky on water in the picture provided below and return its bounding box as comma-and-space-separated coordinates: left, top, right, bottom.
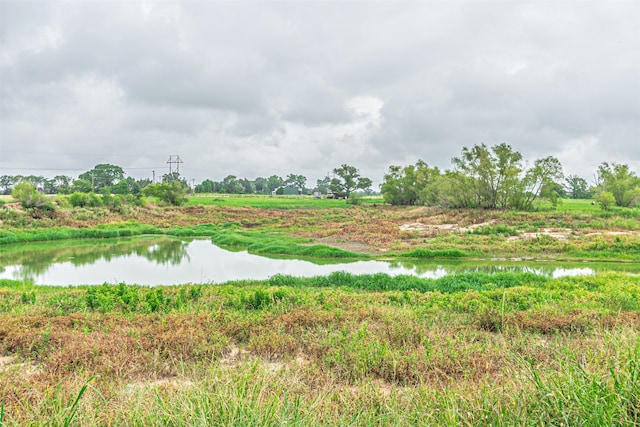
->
0, 239, 608, 286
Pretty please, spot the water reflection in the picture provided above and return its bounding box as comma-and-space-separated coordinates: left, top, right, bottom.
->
0, 237, 636, 286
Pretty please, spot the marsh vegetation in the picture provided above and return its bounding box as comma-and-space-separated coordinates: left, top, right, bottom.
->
0, 195, 639, 425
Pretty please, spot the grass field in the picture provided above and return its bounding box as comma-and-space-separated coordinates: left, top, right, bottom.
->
1, 273, 639, 425
1, 195, 639, 425
186, 193, 382, 208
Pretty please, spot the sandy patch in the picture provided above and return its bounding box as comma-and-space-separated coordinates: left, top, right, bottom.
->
310, 236, 382, 254
507, 229, 572, 242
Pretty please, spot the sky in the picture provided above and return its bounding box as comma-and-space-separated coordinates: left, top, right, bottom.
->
1, 1, 639, 188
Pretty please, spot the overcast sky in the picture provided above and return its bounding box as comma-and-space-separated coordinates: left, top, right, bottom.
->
1, 1, 638, 187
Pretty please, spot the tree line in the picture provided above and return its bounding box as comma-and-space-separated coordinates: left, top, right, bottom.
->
380, 143, 640, 210
2, 144, 639, 210
1, 163, 373, 207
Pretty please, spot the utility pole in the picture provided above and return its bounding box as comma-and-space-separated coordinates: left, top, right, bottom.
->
152, 170, 155, 184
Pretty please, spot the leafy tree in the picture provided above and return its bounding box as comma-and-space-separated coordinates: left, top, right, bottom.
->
221, 175, 243, 194
71, 179, 93, 193
315, 176, 331, 194
142, 180, 188, 206
111, 177, 141, 195
329, 164, 372, 197
11, 180, 50, 209
381, 160, 441, 205
284, 174, 307, 193
451, 143, 524, 209
266, 175, 284, 193
565, 174, 591, 199
0, 175, 20, 195
519, 156, 564, 210
595, 162, 639, 207
239, 178, 254, 194
253, 177, 268, 193
79, 164, 125, 192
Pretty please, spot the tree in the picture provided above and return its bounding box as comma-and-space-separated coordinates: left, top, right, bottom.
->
284, 174, 307, 193
0, 175, 20, 195
451, 143, 524, 209
266, 175, 284, 193
329, 164, 372, 198
519, 156, 564, 210
381, 160, 441, 205
565, 174, 590, 199
253, 177, 268, 193
71, 179, 93, 193
79, 164, 125, 192
221, 175, 243, 194
142, 180, 188, 206
315, 176, 331, 194
595, 162, 639, 207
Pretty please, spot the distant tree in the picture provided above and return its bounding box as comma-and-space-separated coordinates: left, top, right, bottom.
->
329, 164, 372, 197
253, 177, 268, 193
284, 174, 307, 193
195, 179, 215, 193
315, 176, 331, 194
111, 177, 141, 195
221, 175, 243, 194
71, 179, 93, 193
266, 175, 284, 193
239, 178, 254, 194
79, 164, 125, 192
565, 174, 591, 199
0, 175, 20, 195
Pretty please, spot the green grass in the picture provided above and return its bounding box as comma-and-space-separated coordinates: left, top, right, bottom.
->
186, 193, 382, 208
0, 272, 639, 425
212, 230, 368, 259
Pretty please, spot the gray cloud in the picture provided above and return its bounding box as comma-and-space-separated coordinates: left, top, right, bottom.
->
1, 1, 638, 186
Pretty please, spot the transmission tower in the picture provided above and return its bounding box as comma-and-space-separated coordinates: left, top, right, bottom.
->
166, 155, 184, 175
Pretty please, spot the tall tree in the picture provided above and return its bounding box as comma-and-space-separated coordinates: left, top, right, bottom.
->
284, 174, 307, 193
565, 174, 590, 199
329, 164, 372, 197
451, 143, 523, 209
79, 164, 125, 191
266, 175, 284, 193
596, 162, 640, 207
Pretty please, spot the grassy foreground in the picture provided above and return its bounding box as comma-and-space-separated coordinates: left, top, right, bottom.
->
1, 272, 639, 425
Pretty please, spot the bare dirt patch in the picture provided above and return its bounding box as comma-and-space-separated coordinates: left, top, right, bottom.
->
507, 229, 572, 242
311, 236, 384, 254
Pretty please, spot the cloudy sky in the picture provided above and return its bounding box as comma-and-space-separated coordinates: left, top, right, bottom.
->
1, 1, 638, 187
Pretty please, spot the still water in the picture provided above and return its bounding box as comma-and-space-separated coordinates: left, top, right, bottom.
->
0, 237, 635, 286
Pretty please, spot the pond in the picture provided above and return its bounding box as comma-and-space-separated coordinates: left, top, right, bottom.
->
1, 237, 637, 286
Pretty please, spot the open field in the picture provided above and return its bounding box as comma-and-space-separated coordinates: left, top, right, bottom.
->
1, 195, 639, 424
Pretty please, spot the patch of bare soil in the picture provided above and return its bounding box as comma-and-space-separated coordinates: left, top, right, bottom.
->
507, 229, 572, 242
310, 236, 385, 254
399, 219, 500, 234
0, 355, 42, 376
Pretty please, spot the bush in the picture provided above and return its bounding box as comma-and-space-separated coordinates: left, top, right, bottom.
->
11, 181, 52, 210
596, 191, 616, 211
